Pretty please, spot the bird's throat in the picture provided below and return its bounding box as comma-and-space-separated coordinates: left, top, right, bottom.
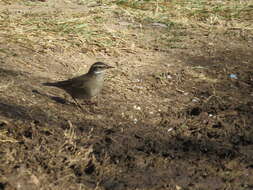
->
94, 70, 105, 75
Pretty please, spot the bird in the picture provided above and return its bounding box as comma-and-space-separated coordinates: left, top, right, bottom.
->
43, 62, 114, 109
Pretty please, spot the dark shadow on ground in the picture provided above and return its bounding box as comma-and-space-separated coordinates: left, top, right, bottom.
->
1, 95, 253, 189
70, 122, 253, 190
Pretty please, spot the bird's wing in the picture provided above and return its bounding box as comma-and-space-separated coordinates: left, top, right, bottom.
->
63, 74, 93, 88
44, 74, 91, 89
55, 78, 81, 88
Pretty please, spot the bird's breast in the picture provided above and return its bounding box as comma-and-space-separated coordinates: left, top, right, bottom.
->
89, 79, 104, 95
78, 75, 104, 98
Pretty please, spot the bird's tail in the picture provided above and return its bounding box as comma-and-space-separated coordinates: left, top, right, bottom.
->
42, 82, 58, 87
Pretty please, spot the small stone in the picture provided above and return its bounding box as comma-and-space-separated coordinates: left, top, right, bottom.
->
133, 105, 141, 110
167, 128, 173, 133
192, 98, 199, 102
229, 74, 238, 79
152, 22, 167, 28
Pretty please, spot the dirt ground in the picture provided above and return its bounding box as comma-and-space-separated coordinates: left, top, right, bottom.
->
0, 0, 253, 189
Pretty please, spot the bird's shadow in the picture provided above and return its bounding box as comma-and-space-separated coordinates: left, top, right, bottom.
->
50, 96, 68, 104
32, 89, 70, 105
32, 89, 98, 113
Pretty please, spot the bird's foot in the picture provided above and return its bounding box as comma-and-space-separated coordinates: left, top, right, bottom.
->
82, 100, 98, 106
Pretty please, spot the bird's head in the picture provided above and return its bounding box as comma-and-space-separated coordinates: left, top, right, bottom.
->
88, 62, 114, 75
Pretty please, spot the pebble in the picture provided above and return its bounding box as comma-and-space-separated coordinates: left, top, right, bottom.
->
229, 74, 238, 79
192, 98, 200, 102
133, 105, 141, 110
167, 128, 173, 133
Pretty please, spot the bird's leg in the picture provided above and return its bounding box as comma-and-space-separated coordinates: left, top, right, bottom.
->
72, 97, 84, 111
81, 99, 98, 106
95, 94, 100, 106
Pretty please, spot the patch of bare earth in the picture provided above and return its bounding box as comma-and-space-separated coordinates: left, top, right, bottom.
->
0, 0, 253, 189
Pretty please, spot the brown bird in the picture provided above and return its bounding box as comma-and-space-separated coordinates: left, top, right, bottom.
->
43, 62, 114, 109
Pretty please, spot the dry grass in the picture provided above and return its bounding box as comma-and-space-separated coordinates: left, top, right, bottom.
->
0, 0, 251, 56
